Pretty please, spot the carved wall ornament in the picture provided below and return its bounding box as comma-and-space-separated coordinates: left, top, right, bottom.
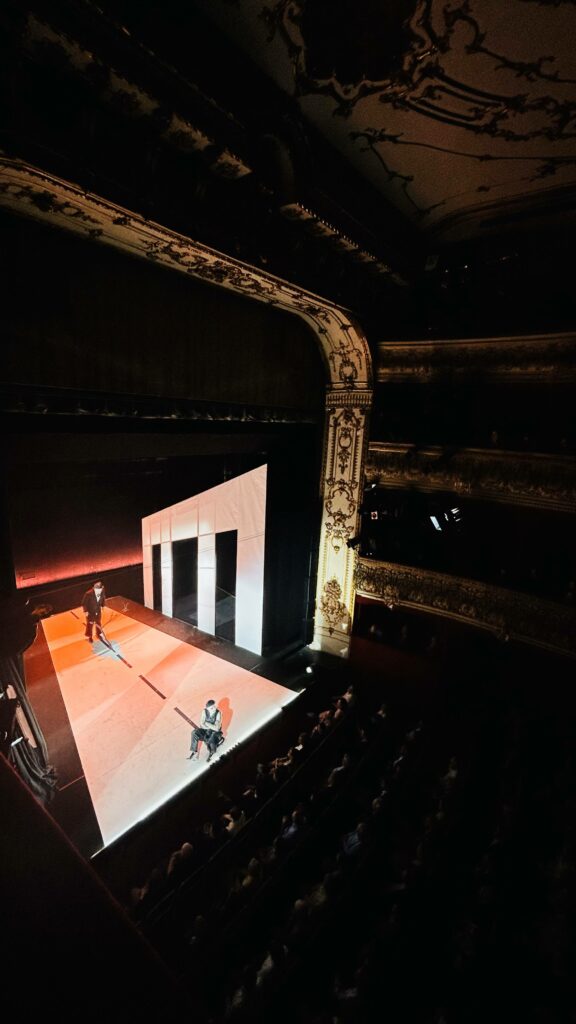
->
0, 157, 372, 655
367, 444, 576, 514
23, 13, 252, 180
377, 333, 576, 384
278, 202, 403, 281
355, 558, 576, 659
319, 577, 349, 635
324, 477, 358, 552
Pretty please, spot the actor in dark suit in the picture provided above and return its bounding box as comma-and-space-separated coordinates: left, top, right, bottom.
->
82, 580, 107, 642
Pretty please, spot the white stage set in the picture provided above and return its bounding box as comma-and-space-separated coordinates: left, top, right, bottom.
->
142, 465, 267, 655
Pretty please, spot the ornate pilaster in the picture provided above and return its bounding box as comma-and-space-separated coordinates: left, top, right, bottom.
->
0, 157, 373, 654
313, 391, 372, 655
355, 558, 576, 659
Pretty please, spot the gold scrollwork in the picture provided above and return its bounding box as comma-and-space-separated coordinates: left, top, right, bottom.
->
319, 578, 348, 635
355, 558, 576, 658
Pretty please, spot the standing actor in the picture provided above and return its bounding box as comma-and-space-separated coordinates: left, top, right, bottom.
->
188, 699, 223, 762
82, 580, 107, 643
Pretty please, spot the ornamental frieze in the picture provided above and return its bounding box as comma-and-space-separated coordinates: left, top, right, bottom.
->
23, 13, 251, 180
355, 558, 576, 659
366, 444, 576, 514
377, 334, 576, 384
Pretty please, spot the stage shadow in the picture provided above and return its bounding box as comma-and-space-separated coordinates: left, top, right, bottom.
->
217, 696, 233, 736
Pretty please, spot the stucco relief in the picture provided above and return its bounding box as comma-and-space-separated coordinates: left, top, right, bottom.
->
355, 558, 576, 658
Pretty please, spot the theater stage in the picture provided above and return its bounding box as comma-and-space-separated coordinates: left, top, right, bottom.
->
25, 597, 297, 857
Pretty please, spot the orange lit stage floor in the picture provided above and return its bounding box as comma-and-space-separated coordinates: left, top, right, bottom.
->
26, 598, 297, 856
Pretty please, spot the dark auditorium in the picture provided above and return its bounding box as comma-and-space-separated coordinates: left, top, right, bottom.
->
2, 2, 576, 1021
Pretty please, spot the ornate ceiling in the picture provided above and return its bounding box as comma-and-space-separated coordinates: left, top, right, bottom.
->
191, 0, 576, 240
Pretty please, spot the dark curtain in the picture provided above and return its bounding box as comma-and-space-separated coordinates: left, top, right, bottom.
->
0, 651, 57, 805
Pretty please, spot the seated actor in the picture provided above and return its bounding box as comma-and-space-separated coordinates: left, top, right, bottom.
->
188, 699, 223, 762
82, 579, 107, 643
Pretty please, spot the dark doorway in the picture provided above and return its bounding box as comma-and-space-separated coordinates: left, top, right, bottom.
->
215, 530, 237, 643
172, 537, 198, 626
152, 543, 162, 611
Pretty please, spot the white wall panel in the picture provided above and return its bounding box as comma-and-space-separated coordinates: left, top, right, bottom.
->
236, 533, 265, 654
143, 558, 153, 608
160, 541, 173, 617
172, 507, 198, 541
142, 465, 267, 653
214, 485, 240, 534
198, 500, 216, 536
237, 464, 267, 540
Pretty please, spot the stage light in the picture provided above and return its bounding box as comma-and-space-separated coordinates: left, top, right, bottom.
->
305, 666, 314, 675
430, 516, 442, 531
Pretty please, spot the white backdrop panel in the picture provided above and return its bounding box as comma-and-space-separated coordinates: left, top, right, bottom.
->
198, 500, 216, 536
236, 534, 265, 654
214, 484, 240, 534
172, 506, 198, 541
142, 465, 267, 653
237, 464, 267, 540
160, 542, 173, 617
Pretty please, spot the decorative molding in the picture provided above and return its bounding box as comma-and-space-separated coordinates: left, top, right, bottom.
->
326, 389, 373, 409
377, 333, 576, 384
429, 180, 576, 243
0, 157, 373, 655
355, 558, 576, 659
314, 394, 370, 654
367, 443, 576, 513
319, 578, 349, 634
23, 12, 252, 180
0, 158, 372, 393
279, 202, 405, 283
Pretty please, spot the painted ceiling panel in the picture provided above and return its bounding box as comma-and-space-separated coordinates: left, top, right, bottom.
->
192, 0, 576, 238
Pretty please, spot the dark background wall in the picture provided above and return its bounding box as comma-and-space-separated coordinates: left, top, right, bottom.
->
4, 436, 265, 587
0, 213, 325, 407
5, 425, 321, 651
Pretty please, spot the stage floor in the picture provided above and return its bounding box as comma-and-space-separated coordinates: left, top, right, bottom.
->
29, 600, 297, 854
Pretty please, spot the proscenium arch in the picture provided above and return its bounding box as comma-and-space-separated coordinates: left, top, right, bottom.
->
0, 157, 373, 654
